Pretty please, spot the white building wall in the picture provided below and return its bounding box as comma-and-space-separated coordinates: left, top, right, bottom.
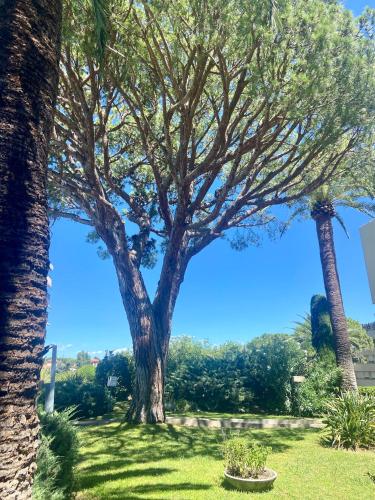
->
360, 219, 375, 304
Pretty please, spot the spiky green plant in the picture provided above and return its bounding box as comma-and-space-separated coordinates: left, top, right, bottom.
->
323, 392, 375, 450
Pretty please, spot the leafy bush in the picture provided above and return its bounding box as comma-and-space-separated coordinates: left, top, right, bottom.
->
323, 392, 375, 450
33, 408, 79, 499
41, 371, 114, 418
243, 335, 306, 413
223, 437, 271, 478
291, 357, 342, 417
166, 335, 307, 414
166, 338, 252, 412
95, 351, 133, 401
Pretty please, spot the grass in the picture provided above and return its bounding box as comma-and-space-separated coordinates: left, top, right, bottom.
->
81, 403, 300, 422
75, 423, 375, 500
167, 411, 300, 420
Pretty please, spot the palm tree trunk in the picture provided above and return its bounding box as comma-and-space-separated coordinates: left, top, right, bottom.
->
314, 215, 357, 391
0, 1, 62, 497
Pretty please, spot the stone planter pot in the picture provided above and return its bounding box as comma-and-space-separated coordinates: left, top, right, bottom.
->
224, 468, 277, 492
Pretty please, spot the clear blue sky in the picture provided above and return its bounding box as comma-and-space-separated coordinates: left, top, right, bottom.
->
46, 0, 375, 358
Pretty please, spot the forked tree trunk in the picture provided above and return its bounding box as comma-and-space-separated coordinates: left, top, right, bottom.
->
0, 1, 61, 498
96, 206, 186, 424
314, 214, 358, 391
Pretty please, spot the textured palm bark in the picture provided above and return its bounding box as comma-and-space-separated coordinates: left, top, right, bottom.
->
0, 1, 62, 498
314, 215, 358, 391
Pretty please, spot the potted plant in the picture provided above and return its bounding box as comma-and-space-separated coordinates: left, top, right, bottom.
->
223, 437, 277, 492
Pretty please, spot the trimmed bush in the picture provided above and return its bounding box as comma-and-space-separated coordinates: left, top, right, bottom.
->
41, 370, 114, 418
33, 408, 79, 499
244, 335, 305, 414
323, 392, 375, 450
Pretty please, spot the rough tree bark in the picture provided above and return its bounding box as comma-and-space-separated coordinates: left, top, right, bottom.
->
95, 205, 188, 423
0, 1, 62, 498
314, 213, 358, 391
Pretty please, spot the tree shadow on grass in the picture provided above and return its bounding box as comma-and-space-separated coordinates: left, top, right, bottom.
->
76, 423, 318, 498
78, 482, 211, 500
78, 424, 316, 468
78, 467, 176, 490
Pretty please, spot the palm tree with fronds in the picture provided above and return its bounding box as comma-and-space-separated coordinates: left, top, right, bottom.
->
286, 175, 375, 391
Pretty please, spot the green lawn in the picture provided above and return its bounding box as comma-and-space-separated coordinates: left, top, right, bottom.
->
75, 423, 374, 500
87, 402, 301, 421
167, 411, 300, 420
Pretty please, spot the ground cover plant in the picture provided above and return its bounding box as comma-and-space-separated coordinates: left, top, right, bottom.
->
75, 422, 375, 499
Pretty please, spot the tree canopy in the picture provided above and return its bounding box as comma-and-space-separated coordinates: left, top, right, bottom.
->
50, 0, 375, 266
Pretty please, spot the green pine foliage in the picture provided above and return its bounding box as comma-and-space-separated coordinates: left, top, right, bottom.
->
33, 409, 79, 499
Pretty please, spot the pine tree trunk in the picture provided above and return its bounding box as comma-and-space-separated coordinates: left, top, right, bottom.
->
112, 253, 169, 424
0, 1, 62, 498
128, 322, 167, 423
314, 215, 358, 391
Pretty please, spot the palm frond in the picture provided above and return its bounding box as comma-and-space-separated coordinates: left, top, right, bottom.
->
337, 199, 375, 218
334, 212, 350, 239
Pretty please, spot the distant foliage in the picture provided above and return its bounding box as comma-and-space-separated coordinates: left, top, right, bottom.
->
347, 318, 374, 356
223, 437, 271, 479
293, 308, 372, 357
323, 392, 375, 450
33, 408, 79, 499
41, 370, 114, 418
76, 350, 91, 367
74, 364, 96, 381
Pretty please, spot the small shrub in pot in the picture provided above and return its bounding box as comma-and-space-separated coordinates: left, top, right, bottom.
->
223, 437, 277, 492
